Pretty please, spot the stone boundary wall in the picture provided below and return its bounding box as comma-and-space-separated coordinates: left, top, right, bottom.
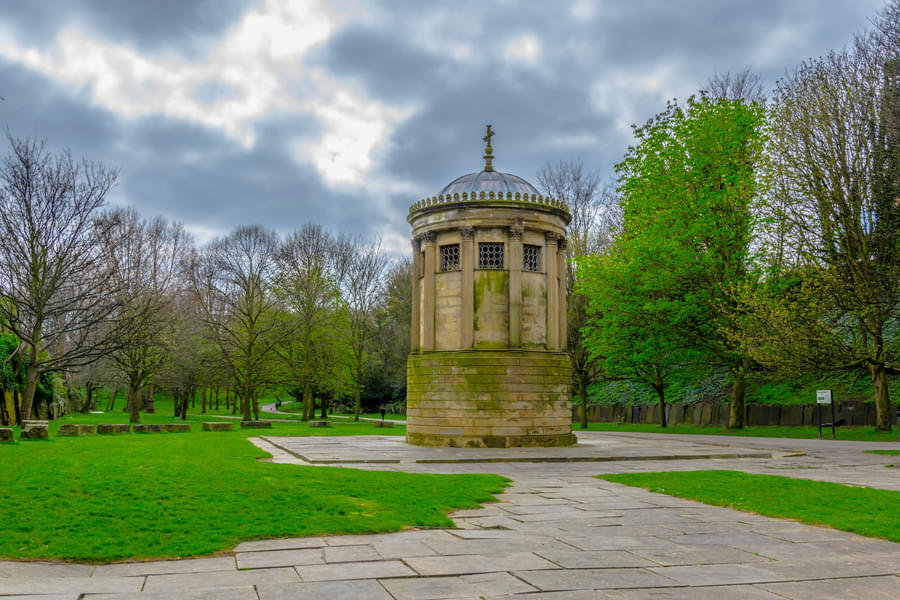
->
577, 401, 897, 427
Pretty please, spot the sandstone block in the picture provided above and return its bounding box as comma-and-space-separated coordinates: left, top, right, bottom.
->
57, 424, 96, 436
202, 421, 233, 431
20, 420, 49, 440
0, 427, 13, 442
163, 423, 191, 433
308, 420, 330, 428
373, 421, 394, 428
133, 424, 165, 433
240, 420, 272, 429
97, 423, 131, 434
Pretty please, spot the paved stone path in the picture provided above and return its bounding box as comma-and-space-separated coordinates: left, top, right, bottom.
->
3, 431, 900, 599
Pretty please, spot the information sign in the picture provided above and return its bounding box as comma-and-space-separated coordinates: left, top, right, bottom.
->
816, 390, 833, 404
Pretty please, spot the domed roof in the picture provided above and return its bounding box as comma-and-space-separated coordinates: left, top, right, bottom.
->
439, 170, 539, 197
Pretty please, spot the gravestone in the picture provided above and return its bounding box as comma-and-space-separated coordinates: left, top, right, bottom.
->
202, 422, 233, 431
98, 423, 131, 434
57, 424, 96, 436
133, 424, 164, 433
20, 420, 49, 440
164, 423, 191, 433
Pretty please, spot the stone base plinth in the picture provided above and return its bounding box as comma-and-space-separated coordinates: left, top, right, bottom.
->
406, 350, 574, 448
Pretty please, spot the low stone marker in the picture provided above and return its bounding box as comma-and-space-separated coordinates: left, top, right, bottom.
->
202, 422, 233, 432
240, 420, 272, 429
57, 424, 96, 436
163, 423, 191, 433
0, 427, 13, 442
373, 421, 394, 428
309, 420, 330, 427
97, 423, 131, 434
132, 424, 165, 433
20, 420, 49, 440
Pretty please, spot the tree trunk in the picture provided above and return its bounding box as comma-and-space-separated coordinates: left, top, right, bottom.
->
13, 389, 21, 426
302, 383, 313, 422
354, 385, 361, 422
252, 394, 259, 421
728, 368, 746, 429
108, 386, 119, 411
320, 394, 327, 419
180, 390, 189, 420
215, 388, 220, 411
654, 369, 667, 428
873, 364, 892, 432
145, 384, 155, 414
201, 387, 207, 414
127, 384, 141, 424
81, 382, 93, 413
240, 390, 251, 421
20, 362, 39, 422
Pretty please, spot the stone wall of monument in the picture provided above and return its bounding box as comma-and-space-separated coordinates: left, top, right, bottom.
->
407, 350, 575, 448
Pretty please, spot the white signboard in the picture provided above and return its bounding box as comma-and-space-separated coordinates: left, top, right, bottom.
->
816, 390, 833, 404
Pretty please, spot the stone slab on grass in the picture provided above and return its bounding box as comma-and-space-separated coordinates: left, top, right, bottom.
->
163, 423, 191, 433
0, 427, 13, 442
240, 420, 273, 429
20, 420, 49, 440
202, 422, 234, 432
373, 421, 394, 428
97, 423, 131, 434
57, 424, 96, 436
308, 421, 330, 428
133, 424, 165, 433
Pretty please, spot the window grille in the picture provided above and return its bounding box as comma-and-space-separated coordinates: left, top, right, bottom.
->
440, 244, 460, 271
478, 242, 504, 269
523, 244, 541, 272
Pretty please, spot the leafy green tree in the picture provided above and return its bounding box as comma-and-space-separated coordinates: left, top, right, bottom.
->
735, 25, 900, 430
277, 224, 352, 420
579, 243, 696, 427
611, 94, 766, 428
187, 225, 286, 421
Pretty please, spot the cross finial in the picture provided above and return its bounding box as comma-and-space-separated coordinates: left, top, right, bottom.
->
483, 124, 495, 172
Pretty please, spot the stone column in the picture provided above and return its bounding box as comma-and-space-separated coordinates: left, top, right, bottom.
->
421, 231, 436, 351
557, 238, 568, 351
410, 237, 421, 351
545, 232, 559, 351
508, 225, 524, 348
460, 227, 475, 349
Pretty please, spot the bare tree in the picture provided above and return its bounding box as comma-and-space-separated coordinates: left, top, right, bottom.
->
537, 160, 621, 429
99, 207, 192, 423
341, 236, 388, 421
277, 223, 351, 420
706, 67, 766, 103
751, 26, 900, 430
187, 225, 286, 421
0, 136, 121, 422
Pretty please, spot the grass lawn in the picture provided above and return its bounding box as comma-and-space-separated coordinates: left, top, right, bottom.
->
866, 449, 900, 455
599, 470, 900, 543
1, 418, 506, 562
578, 422, 899, 442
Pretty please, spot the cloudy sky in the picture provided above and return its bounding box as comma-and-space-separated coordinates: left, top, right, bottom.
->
0, 0, 885, 254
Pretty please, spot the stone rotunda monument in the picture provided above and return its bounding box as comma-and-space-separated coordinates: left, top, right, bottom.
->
406, 126, 575, 448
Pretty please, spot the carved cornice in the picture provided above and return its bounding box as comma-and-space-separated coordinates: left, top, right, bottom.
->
509, 225, 524, 240
460, 226, 475, 240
